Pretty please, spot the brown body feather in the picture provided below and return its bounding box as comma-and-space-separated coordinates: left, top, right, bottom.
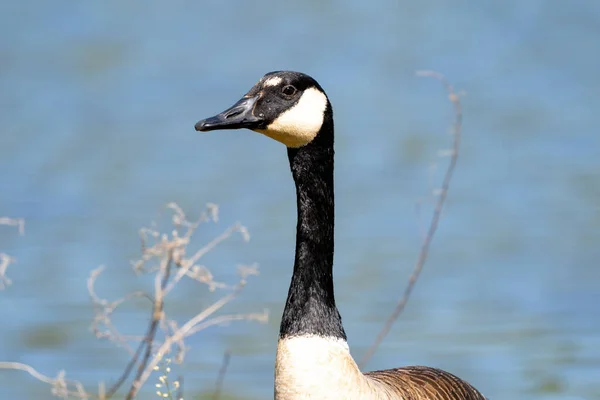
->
365, 366, 486, 400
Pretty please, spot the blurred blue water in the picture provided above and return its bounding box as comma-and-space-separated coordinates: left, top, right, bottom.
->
0, 1, 599, 398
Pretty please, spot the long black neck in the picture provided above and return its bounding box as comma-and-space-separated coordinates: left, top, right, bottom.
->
279, 107, 346, 340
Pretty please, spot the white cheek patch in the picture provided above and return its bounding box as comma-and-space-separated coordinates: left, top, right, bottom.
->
263, 76, 283, 87
256, 87, 328, 148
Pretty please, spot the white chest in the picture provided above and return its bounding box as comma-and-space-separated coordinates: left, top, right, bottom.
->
274, 336, 392, 400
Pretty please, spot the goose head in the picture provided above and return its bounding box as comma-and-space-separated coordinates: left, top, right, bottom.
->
195, 71, 331, 148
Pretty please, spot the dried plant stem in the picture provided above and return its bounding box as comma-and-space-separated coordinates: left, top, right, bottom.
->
0, 217, 25, 235
359, 71, 463, 368
0, 216, 24, 289
213, 350, 232, 400
0, 253, 15, 289
0, 362, 93, 399
0, 204, 267, 399
124, 249, 174, 399
88, 267, 152, 355
131, 282, 250, 394
164, 223, 246, 296
104, 336, 146, 398
0, 362, 62, 386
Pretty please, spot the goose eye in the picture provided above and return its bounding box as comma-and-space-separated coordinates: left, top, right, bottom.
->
282, 85, 297, 96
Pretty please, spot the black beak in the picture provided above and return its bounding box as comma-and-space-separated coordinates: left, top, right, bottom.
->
195, 95, 262, 132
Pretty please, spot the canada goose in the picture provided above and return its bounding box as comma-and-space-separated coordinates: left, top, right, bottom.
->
195, 71, 486, 400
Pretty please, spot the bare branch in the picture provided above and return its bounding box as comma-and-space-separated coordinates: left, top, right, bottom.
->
0, 253, 15, 290
185, 310, 269, 337
0, 203, 267, 399
87, 267, 151, 355
0, 216, 25, 235
103, 337, 147, 399
0, 362, 94, 399
124, 249, 174, 400
130, 280, 252, 394
103, 203, 264, 398
0, 216, 25, 290
359, 71, 463, 367
164, 222, 248, 296
213, 350, 232, 400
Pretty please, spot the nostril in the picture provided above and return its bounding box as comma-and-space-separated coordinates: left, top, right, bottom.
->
223, 106, 244, 119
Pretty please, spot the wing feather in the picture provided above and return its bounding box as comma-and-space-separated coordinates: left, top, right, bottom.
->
365, 366, 486, 400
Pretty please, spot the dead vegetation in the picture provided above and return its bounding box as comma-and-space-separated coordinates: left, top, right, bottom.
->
0, 216, 25, 289
0, 203, 268, 399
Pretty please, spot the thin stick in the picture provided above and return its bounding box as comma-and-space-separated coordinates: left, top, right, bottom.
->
132, 282, 246, 392
359, 71, 463, 368
0, 362, 94, 399
213, 350, 232, 400
88, 267, 152, 356
125, 249, 174, 400
0, 362, 61, 386
185, 311, 268, 337
0, 253, 14, 289
103, 335, 147, 398
0, 217, 24, 289
0, 216, 25, 235
0, 204, 265, 399
164, 223, 245, 296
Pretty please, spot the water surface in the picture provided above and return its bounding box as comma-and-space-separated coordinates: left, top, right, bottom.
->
0, 1, 599, 398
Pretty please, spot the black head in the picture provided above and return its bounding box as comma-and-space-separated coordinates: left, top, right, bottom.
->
195, 71, 332, 148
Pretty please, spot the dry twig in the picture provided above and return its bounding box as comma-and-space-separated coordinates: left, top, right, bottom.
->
359, 71, 464, 367
88, 267, 151, 355
1, 203, 267, 399
0, 362, 91, 399
0, 216, 25, 289
123, 247, 174, 400
213, 350, 232, 400
0, 253, 15, 290
0, 217, 25, 235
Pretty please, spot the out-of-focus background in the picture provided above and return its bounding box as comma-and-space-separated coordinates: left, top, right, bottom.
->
1, 1, 599, 399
